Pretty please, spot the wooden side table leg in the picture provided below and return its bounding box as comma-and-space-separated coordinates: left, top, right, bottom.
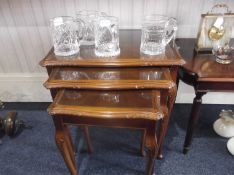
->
140, 130, 146, 156
145, 123, 157, 175
183, 92, 206, 154
55, 136, 78, 175
83, 126, 93, 154
53, 117, 78, 175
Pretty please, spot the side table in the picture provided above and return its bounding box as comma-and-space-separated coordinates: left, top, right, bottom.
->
177, 39, 234, 154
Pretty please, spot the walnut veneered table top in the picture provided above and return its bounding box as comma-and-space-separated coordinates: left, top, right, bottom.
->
48, 89, 163, 120
176, 38, 234, 83
44, 67, 174, 90
40, 29, 185, 67
182, 54, 234, 82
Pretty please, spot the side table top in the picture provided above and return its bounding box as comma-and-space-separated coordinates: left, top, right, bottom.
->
40, 29, 185, 67
176, 39, 234, 83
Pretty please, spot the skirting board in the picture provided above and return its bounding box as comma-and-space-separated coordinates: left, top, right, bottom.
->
0, 73, 234, 104
0, 73, 52, 102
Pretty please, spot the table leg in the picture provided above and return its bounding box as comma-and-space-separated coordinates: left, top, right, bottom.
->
141, 87, 176, 159
64, 126, 76, 163
183, 92, 206, 154
157, 87, 176, 159
53, 117, 78, 175
140, 130, 146, 156
145, 123, 157, 175
170, 66, 178, 83
156, 116, 168, 159
82, 126, 93, 154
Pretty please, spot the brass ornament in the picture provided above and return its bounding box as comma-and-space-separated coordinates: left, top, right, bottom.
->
208, 26, 225, 41
208, 16, 225, 41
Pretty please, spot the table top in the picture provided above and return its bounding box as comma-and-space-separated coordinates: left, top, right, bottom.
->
44, 67, 174, 90
176, 39, 234, 82
48, 89, 163, 120
40, 29, 185, 67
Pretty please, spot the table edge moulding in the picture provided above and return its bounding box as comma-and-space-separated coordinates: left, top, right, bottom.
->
40, 30, 185, 68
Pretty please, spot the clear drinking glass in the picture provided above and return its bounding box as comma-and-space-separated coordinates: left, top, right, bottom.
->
76, 10, 106, 45
50, 16, 83, 56
212, 40, 233, 64
140, 15, 177, 55
95, 16, 120, 57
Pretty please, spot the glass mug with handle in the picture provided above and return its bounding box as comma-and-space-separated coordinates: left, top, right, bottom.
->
76, 10, 107, 45
94, 16, 120, 57
50, 16, 84, 56
212, 40, 233, 64
140, 14, 177, 55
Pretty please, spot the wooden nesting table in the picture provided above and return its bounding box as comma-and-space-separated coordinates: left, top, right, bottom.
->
40, 29, 184, 175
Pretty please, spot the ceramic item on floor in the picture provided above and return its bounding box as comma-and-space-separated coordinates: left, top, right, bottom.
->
213, 109, 234, 138
227, 137, 234, 156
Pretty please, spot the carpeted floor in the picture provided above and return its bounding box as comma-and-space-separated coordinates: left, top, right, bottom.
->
0, 103, 233, 175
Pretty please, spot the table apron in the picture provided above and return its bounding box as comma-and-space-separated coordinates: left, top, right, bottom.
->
197, 81, 234, 91
60, 115, 158, 129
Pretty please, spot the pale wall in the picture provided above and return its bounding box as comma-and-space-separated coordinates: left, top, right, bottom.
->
0, 0, 234, 103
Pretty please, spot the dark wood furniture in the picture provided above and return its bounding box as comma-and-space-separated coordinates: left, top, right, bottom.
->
177, 38, 234, 154
40, 30, 184, 174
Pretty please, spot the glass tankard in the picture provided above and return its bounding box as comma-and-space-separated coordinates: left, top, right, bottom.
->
140, 15, 177, 55
95, 16, 120, 57
212, 40, 233, 64
50, 16, 83, 56
76, 10, 106, 45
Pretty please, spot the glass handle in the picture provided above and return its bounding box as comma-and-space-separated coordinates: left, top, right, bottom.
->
76, 19, 85, 40
165, 18, 177, 45
210, 3, 231, 14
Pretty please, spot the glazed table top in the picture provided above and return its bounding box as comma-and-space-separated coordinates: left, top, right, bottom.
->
48, 89, 163, 120
44, 67, 174, 90
40, 29, 185, 67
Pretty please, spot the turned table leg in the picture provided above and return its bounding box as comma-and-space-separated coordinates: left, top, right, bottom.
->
53, 117, 78, 175
183, 92, 206, 154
